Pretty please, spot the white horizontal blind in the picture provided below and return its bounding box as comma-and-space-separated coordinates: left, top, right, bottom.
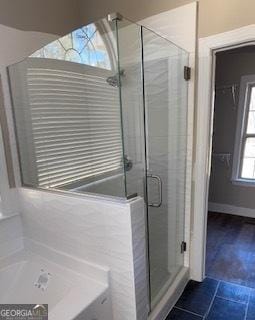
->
25, 60, 123, 188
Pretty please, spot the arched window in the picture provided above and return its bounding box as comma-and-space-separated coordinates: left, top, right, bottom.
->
31, 23, 112, 70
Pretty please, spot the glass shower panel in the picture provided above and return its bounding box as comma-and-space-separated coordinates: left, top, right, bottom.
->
115, 18, 146, 199
8, 17, 128, 199
142, 27, 189, 307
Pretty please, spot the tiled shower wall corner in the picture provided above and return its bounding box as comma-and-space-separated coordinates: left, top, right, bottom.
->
0, 214, 23, 257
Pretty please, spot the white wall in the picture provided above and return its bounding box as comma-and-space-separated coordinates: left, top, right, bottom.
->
0, 24, 58, 218
0, 25, 59, 268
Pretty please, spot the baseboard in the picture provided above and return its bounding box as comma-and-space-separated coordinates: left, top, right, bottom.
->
208, 202, 255, 218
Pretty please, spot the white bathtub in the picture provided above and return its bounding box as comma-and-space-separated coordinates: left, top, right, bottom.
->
0, 240, 113, 320
72, 174, 124, 197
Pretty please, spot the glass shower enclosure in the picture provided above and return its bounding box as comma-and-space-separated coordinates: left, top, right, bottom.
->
8, 13, 189, 310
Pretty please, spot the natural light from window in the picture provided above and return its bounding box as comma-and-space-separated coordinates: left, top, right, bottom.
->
8, 22, 123, 190
30, 23, 111, 70
241, 87, 255, 179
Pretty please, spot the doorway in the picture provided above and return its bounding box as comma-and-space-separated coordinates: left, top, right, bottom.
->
205, 45, 255, 287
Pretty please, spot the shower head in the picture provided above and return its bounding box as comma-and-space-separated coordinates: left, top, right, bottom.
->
106, 69, 125, 87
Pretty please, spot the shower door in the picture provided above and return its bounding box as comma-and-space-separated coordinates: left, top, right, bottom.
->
142, 28, 189, 307
114, 16, 189, 310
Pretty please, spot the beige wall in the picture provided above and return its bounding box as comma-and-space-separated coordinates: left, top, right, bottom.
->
1, 0, 255, 38
0, 0, 81, 35
78, 0, 255, 38
199, 0, 255, 37
78, 0, 193, 28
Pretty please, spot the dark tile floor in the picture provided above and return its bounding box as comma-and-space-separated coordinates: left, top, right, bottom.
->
167, 212, 255, 319
167, 278, 255, 320
206, 212, 255, 288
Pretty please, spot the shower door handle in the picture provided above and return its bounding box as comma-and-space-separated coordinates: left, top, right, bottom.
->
147, 174, 162, 208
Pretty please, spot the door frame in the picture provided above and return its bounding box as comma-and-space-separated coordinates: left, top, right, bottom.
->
190, 24, 255, 281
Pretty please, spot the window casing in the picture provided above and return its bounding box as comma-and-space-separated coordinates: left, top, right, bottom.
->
232, 75, 255, 185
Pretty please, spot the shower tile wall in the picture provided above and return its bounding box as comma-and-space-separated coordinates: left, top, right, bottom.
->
145, 53, 187, 300
146, 59, 171, 297
130, 198, 149, 320
117, 22, 188, 303
121, 63, 145, 198
167, 54, 187, 271
117, 22, 146, 199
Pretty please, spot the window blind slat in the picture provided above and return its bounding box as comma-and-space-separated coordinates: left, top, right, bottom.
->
38, 156, 122, 179
27, 66, 122, 188
39, 160, 121, 183
38, 150, 122, 170
35, 142, 122, 156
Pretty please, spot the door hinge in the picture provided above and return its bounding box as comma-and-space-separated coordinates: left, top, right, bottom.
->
181, 241, 187, 253
184, 66, 191, 81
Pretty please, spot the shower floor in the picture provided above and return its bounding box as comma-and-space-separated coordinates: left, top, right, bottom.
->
150, 265, 181, 308
151, 267, 170, 300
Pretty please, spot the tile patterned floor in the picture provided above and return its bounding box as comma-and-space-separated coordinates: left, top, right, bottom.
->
166, 278, 255, 320
206, 212, 255, 288
166, 212, 255, 319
